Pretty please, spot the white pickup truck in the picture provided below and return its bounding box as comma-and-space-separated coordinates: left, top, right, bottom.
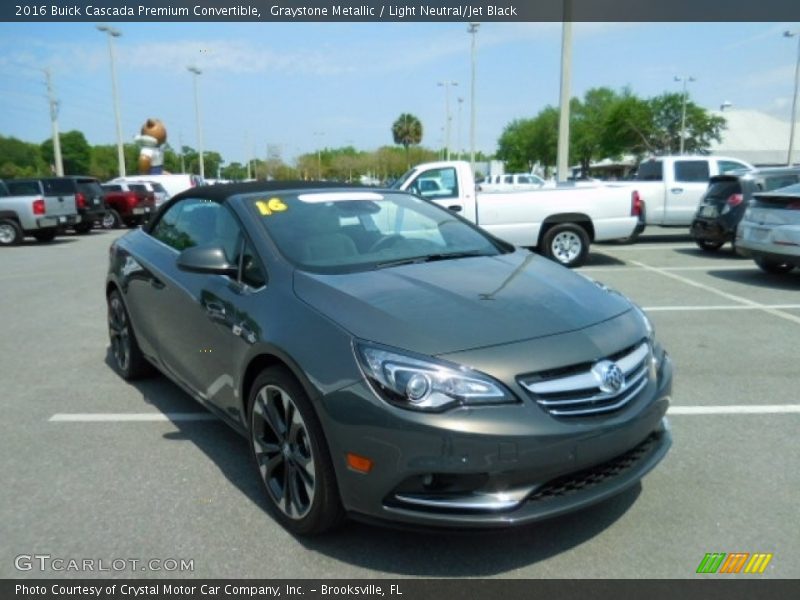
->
629, 155, 753, 227
392, 160, 643, 267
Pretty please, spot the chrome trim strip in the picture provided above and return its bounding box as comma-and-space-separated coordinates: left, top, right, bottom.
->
521, 343, 649, 395
536, 365, 649, 406
546, 377, 648, 416
393, 487, 536, 512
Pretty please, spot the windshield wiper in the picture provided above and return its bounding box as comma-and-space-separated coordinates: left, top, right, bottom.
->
374, 251, 490, 270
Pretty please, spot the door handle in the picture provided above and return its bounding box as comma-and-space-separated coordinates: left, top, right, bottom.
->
670, 188, 684, 194
205, 302, 226, 319
447, 205, 463, 212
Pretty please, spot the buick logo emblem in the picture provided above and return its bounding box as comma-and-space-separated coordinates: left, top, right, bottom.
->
593, 360, 625, 394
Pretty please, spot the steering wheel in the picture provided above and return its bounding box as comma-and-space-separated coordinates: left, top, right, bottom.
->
368, 234, 406, 253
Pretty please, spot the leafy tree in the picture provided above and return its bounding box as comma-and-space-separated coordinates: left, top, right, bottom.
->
571, 87, 621, 175
647, 93, 726, 155
496, 108, 559, 172
0, 135, 45, 176
41, 130, 91, 175
221, 162, 248, 180
391, 113, 423, 167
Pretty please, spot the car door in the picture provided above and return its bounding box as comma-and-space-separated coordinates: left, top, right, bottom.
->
664, 160, 710, 225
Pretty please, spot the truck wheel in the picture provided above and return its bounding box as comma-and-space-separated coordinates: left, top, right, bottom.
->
754, 257, 795, 274
33, 229, 57, 243
541, 223, 590, 268
102, 210, 121, 229
0, 219, 23, 246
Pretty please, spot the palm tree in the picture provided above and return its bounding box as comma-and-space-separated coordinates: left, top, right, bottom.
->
392, 113, 423, 167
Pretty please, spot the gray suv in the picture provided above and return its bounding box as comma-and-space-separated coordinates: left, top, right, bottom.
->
106, 182, 673, 534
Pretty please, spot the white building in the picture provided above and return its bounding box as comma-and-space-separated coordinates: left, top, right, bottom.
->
709, 109, 795, 166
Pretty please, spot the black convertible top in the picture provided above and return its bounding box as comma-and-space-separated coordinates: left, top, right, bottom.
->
171, 180, 367, 203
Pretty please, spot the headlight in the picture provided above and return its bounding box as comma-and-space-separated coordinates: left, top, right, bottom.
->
632, 303, 655, 344
355, 343, 516, 412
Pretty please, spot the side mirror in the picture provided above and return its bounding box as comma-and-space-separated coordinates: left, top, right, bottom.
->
177, 245, 237, 277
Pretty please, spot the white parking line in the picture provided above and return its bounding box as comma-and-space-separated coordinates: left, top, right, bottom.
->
600, 244, 696, 251
630, 260, 800, 326
49, 413, 218, 422
643, 304, 800, 312
668, 405, 800, 415
581, 265, 750, 272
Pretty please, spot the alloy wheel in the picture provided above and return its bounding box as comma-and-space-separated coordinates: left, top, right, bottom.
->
251, 384, 316, 520
108, 295, 130, 372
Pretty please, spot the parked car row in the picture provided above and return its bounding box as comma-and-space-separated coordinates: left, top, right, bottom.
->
690, 165, 800, 275
0, 173, 199, 246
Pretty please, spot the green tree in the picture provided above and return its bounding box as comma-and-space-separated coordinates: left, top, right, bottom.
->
571, 87, 621, 175
647, 92, 726, 155
391, 113, 423, 167
0, 135, 45, 176
41, 130, 91, 175
496, 108, 559, 172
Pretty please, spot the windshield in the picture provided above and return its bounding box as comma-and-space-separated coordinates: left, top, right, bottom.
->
390, 168, 417, 190
247, 190, 508, 273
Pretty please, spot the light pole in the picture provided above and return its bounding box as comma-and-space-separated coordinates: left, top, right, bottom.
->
457, 97, 464, 160
187, 66, 205, 179
97, 25, 126, 177
675, 75, 695, 155
313, 131, 324, 179
556, 2, 572, 182
437, 80, 458, 160
468, 22, 480, 168
784, 29, 800, 166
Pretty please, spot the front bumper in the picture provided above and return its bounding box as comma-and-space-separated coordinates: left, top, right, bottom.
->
319, 352, 673, 528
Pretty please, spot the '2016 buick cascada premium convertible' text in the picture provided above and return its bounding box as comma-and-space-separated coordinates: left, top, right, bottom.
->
106, 182, 673, 534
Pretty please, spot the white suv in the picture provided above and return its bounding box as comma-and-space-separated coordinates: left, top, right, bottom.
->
736, 182, 800, 274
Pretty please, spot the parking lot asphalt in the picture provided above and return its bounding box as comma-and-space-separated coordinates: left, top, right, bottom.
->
1, 227, 798, 579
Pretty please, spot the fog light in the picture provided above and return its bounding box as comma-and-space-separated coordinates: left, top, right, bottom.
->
346, 453, 373, 473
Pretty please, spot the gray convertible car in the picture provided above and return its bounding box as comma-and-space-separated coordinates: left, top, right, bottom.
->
106, 182, 673, 534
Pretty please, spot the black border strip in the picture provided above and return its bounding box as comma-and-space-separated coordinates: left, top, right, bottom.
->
3, 1, 800, 23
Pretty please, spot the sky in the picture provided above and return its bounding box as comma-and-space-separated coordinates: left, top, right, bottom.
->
1, 21, 799, 168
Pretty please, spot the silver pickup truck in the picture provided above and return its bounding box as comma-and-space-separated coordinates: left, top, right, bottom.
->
0, 178, 80, 245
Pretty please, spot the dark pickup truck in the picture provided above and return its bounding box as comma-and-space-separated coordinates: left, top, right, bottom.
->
101, 182, 156, 228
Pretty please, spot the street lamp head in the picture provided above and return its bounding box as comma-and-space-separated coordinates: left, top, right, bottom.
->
468, 22, 480, 33
97, 24, 121, 36
785, 30, 795, 38
187, 66, 202, 75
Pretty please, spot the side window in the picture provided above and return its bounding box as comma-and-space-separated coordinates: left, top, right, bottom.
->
674, 160, 710, 183
239, 238, 266, 288
411, 167, 459, 200
763, 175, 800, 191
151, 198, 220, 251
718, 160, 749, 174
504, 175, 513, 184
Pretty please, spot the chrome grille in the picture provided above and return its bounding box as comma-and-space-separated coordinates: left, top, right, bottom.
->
519, 342, 651, 417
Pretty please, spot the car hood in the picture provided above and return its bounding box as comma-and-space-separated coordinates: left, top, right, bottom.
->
293, 250, 633, 356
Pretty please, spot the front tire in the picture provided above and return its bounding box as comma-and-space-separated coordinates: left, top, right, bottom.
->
248, 367, 344, 535
107, 290, 153, 380
541, 223, 590, 268
754, 257, 795, 274
0, 219, 23, 246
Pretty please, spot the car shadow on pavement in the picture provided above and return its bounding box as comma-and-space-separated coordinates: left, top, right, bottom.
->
104, 349, 643, 576
706, 268, 800, 289
103, 350, 266, 507
672, 248, 748, 261
583, 252, 627, 267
